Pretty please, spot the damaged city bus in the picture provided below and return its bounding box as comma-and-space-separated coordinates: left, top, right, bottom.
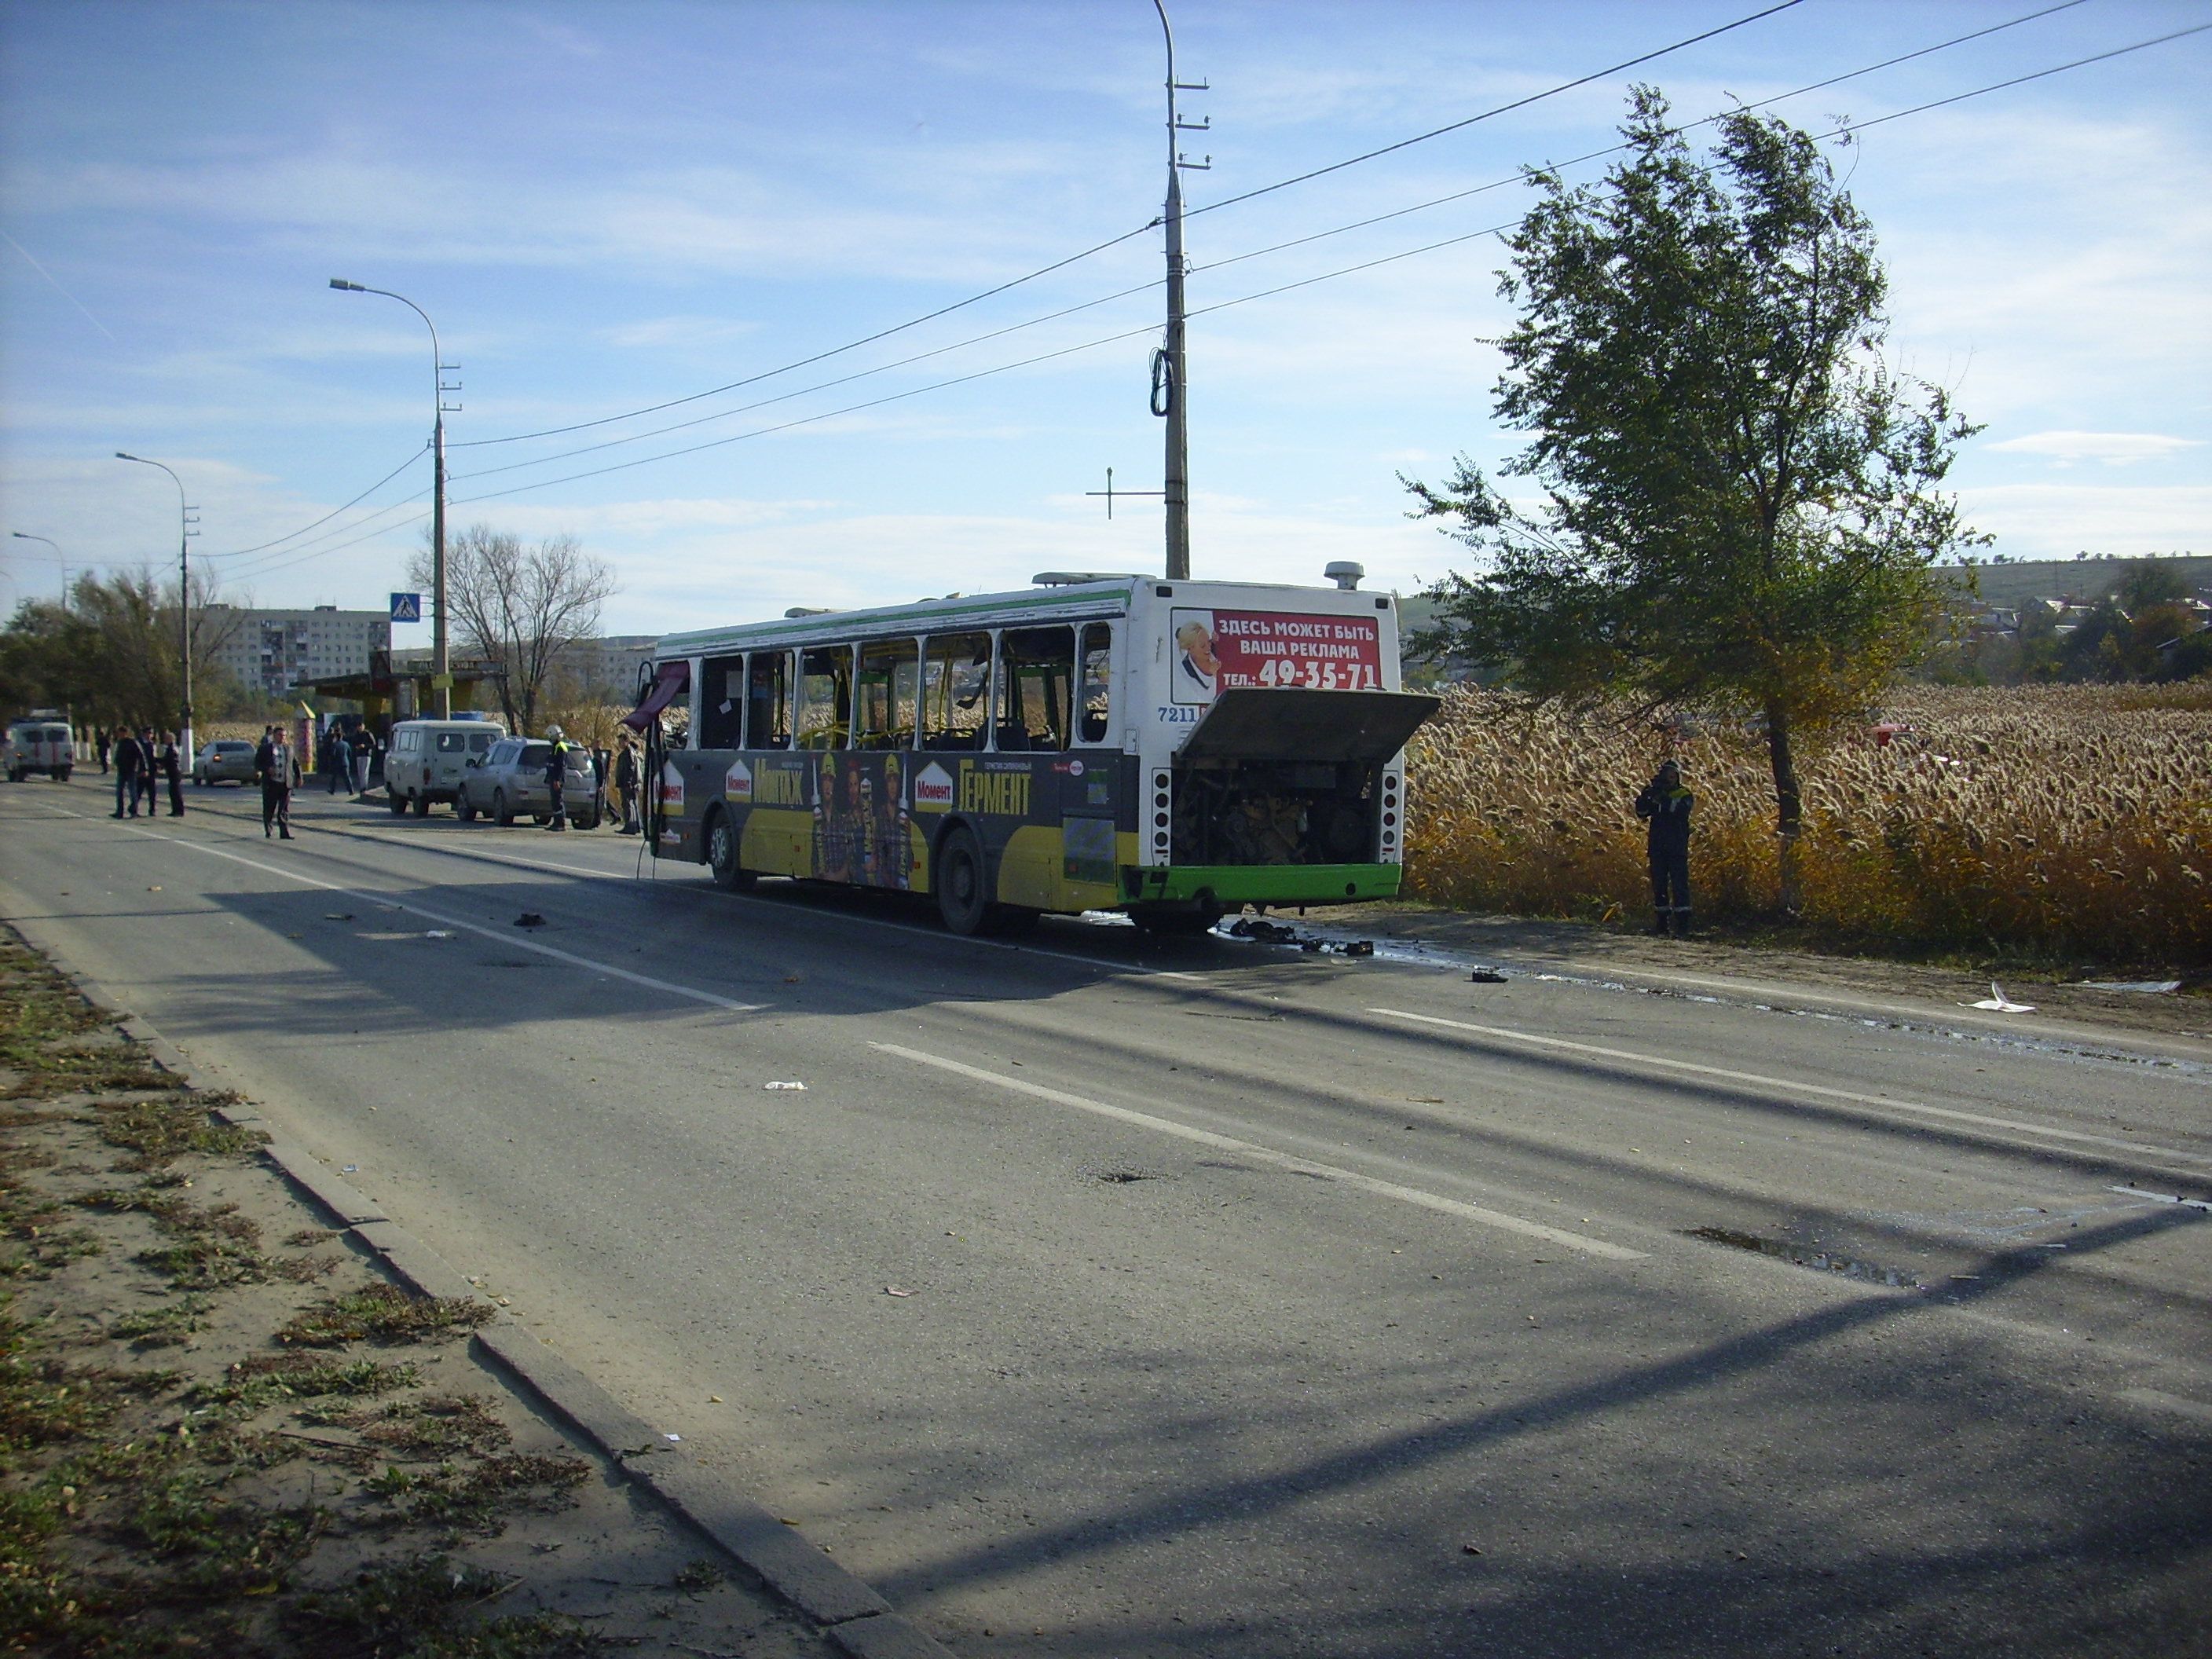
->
627, 569, 1438, 935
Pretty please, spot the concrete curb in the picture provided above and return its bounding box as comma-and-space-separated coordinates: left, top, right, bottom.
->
2, 911, 950, 1659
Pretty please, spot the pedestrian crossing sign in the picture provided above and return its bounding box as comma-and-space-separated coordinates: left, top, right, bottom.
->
390, 592, 422, 623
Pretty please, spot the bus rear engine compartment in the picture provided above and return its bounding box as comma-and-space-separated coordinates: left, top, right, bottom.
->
1170, 759, 1379, 866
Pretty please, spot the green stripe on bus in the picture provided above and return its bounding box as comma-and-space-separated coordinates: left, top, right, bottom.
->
1119, 864, 1402, 905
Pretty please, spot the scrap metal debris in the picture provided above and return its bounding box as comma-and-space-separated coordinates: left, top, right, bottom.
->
1226, 917, 1375, 956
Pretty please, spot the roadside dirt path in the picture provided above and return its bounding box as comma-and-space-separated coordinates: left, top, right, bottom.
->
1, 925, 835, 1657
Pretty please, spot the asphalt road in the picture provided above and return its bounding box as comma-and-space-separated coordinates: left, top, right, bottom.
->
5, 778, 2208, 1658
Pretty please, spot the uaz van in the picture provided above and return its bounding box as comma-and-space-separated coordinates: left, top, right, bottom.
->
5, 716, 75, 782
384, 718, 504, 816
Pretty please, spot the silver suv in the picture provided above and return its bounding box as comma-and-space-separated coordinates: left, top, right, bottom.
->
456, 738, 599, 828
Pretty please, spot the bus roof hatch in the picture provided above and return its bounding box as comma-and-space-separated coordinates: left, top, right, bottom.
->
1178, 688, 1439, 764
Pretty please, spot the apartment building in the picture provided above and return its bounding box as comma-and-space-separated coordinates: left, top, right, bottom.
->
203, 604, 392, 698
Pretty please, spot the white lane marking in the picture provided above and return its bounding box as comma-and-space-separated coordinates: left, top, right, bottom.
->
2119, 1387, 2212, 1426
2110, 1185, 2212, 1214
1370, 1007, 2212, 1170
60, 808, 764, 1014
870, 1040, 1647, 1261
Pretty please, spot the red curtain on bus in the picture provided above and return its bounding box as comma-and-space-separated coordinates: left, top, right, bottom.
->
621, 661, 688, 732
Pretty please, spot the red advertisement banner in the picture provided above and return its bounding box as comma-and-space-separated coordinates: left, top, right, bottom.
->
1170, 608, 1383, 701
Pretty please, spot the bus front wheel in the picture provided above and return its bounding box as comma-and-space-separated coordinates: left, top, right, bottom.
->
706, 809, 755, 892
935, 826, 994, 936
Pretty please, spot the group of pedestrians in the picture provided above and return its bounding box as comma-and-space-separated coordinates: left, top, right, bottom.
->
107, 728, 185, 819
313, 724, 372, 798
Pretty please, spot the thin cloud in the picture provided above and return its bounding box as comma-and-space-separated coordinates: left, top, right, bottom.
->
1982, 430, 2205, 466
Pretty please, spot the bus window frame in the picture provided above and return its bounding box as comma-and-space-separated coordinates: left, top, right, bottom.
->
918, 630, 995, 753
700, 653, 746, 749
855, 636, 921, 751
994, 624, 1076, 753
746, 650, 793, 751
1079, 621, 1113, 747
797, 643, 855, 750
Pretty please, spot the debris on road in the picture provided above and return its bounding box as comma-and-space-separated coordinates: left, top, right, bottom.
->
2081, 978, 2181, 994
884, 1286, 916, 1298
764, 1080, 807, 1091
1963, 980, 2036, 1013
1227, 917, 1375, 957
514, 912, 547, 928
1470, 969, 1508, 983
424, 929, 453, 939
324, 911, 354, 921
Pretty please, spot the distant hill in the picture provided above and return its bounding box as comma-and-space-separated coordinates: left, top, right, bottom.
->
1938, 555, 2212, 610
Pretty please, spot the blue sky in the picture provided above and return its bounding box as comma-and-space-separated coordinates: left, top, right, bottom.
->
2, 0, 2207, 638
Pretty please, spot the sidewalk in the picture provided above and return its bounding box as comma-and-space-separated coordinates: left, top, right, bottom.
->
0, 924, 936, 1657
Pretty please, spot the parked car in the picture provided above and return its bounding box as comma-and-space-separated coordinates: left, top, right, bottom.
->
384, 718, 505, 815
192, 739, 258, 786
5, 715, 74, 782
456, 737, 599, 828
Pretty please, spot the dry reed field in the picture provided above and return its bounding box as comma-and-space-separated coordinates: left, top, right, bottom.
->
1402, 683, 2212, 969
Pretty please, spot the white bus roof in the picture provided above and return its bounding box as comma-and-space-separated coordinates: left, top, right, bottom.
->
652, 575, 1393, 660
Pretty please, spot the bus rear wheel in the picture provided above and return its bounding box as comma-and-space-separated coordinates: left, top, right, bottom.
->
935, 826, 996, 936
706, 809, 755, 892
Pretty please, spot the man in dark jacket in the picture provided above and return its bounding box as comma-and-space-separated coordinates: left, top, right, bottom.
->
543, 725, 571, 830
1634, 760, 1694, 936
613, 734, 640, 834
158, 731, 185, 817
255, 725, 295, 839
111, 727, 142, 817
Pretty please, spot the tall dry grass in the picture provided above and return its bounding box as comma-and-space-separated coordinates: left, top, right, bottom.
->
1403, 683, 2212, 967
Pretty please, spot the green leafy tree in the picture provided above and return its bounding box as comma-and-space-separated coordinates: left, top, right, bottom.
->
0, 570, 244, 731
1407, 89, 1983, 911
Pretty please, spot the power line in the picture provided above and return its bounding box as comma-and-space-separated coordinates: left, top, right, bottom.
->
231, 16, 2208, 570
1188, 0, 1805, 222
441, 0, 2107, 493
448, 222, 1158, 451
440, 21, 2212, 511
452, 0, 1811, 456
200, 444, 427, 561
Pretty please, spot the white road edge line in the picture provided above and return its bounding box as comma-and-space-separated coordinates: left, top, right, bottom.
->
63, 808, 764, 1014
870, 1040, 1648, 1261
1369, 1007, 2212, 1169
2110, 1185, 2212, 1214
2119, 1387, 2212, 1426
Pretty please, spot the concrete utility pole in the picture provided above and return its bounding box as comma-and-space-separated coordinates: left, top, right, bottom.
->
1153, 0, 1207, 581
331, 280, 458, 717
114, 453, 196, 760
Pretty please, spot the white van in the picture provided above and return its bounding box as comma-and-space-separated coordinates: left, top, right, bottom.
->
5, 715, 76, 782
384, 718, 504, 816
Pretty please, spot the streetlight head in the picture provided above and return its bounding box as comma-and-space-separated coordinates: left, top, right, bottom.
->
329, 278, 365, 291
115, 451, 137, 460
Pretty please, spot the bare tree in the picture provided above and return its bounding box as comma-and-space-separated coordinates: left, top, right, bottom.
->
408, 524, 617, 732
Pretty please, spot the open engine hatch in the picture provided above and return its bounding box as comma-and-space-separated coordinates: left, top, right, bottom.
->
1177, 687, 1439, 764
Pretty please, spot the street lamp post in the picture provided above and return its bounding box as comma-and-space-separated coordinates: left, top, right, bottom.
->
329, 279, 454, 718
113, 453, 196, 758
9, 532, 67, 610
